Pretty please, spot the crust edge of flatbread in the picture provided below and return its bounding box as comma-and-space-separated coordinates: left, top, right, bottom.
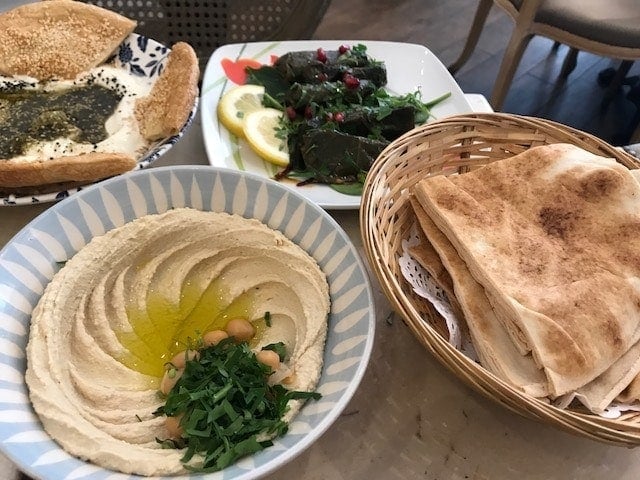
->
135, 42, 200, 141
0, 152, 137, 188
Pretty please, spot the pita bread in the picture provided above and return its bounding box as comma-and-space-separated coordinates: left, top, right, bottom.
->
408, 228, 458, 303
135, 42, 199, 141
0, 152, 137, 189
0, 0, 136, 80
575, 338, 640, 412
413, 143, 640, 398
617, 372, 640, 403
407, 225, 466, 328
410, 197, 548, 397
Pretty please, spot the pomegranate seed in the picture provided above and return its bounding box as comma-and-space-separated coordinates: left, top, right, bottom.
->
286, 106, 297, 120
338, 44, 350, 54
343, 73, 360, 89
304, 105, 314, 119
316, 48, 327, 63
334, 112, 345, 123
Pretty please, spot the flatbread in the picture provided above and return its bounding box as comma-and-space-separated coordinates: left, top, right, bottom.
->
407, 226, 466, 327
408, 228, 457, 303
0, 5, 199, 190
575, 338, 640, 412
617, 373, 640, 403
0, 0, 136, 80
135, 42, 199, 141
410, 196, 548, 398
0, 153, 137, 189
413, 143, 640, 398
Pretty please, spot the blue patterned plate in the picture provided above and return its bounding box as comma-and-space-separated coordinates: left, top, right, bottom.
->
1, 33, 198, 207
0, 166, 375, 479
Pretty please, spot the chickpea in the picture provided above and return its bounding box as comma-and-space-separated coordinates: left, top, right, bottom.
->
159, 367, 183, 395
282, 372, 297, 385
225, 318, 255, 342
165, 415, 183, 439
256, 349, 280, 372
203, 329, 229, 347
170, 349, 199, 369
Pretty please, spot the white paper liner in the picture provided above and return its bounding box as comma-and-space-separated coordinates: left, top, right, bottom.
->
553, 392, 640, 419
599, 403, 640, 419
399, 224, 476, 358
400, 221, 637, 418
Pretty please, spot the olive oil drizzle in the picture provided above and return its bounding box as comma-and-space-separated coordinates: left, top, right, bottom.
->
0, 84, 122, 158
118, 278, 256, 378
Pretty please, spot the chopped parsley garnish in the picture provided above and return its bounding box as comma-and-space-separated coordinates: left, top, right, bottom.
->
154, 338, 320, 472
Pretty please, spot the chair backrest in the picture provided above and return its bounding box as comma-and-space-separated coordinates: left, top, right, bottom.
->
83, 0, 331, 75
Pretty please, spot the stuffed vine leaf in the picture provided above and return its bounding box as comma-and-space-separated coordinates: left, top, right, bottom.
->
298, 129, 388, 184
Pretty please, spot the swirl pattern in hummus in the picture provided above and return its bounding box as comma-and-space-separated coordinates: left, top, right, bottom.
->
25, 208, 330, 476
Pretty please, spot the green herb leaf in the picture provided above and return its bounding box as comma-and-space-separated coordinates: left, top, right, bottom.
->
330, 182, 364, 196
245, 66, 289, 106
262, 342, 287, 361
156, 339, 320, 472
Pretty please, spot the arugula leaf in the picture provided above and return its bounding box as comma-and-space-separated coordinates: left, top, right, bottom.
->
155, 338, 320, 472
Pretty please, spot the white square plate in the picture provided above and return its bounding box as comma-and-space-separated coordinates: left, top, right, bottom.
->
200, 40, 473, 209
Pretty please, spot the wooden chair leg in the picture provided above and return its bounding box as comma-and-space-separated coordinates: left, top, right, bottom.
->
490, 31, 533, 111
559, 47, 579, 79
448, 0, 493, 75
604, 60, 634, 101
631, 120, 640, 144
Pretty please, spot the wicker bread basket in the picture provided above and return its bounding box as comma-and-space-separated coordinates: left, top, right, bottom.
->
360, 112, 640, 446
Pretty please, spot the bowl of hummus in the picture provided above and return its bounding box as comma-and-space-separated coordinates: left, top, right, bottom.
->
0, 165, 375, 478
0, 1, 199, 206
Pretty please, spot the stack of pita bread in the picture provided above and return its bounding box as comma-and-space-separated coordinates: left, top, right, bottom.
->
409, 143, 640, 413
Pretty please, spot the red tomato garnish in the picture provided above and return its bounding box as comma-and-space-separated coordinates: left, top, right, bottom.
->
221, 57, 263, 85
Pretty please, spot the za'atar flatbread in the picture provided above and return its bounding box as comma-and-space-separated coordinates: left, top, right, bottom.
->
0, 0, 198, 193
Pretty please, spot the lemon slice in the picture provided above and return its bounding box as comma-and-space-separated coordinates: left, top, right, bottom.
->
217, 84, 265, 138
243, 108, 290, 167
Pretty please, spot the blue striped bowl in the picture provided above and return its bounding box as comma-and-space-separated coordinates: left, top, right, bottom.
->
0, 166, 375, 479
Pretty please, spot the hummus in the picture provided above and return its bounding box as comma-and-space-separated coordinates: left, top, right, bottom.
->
25, 208, 330, 476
